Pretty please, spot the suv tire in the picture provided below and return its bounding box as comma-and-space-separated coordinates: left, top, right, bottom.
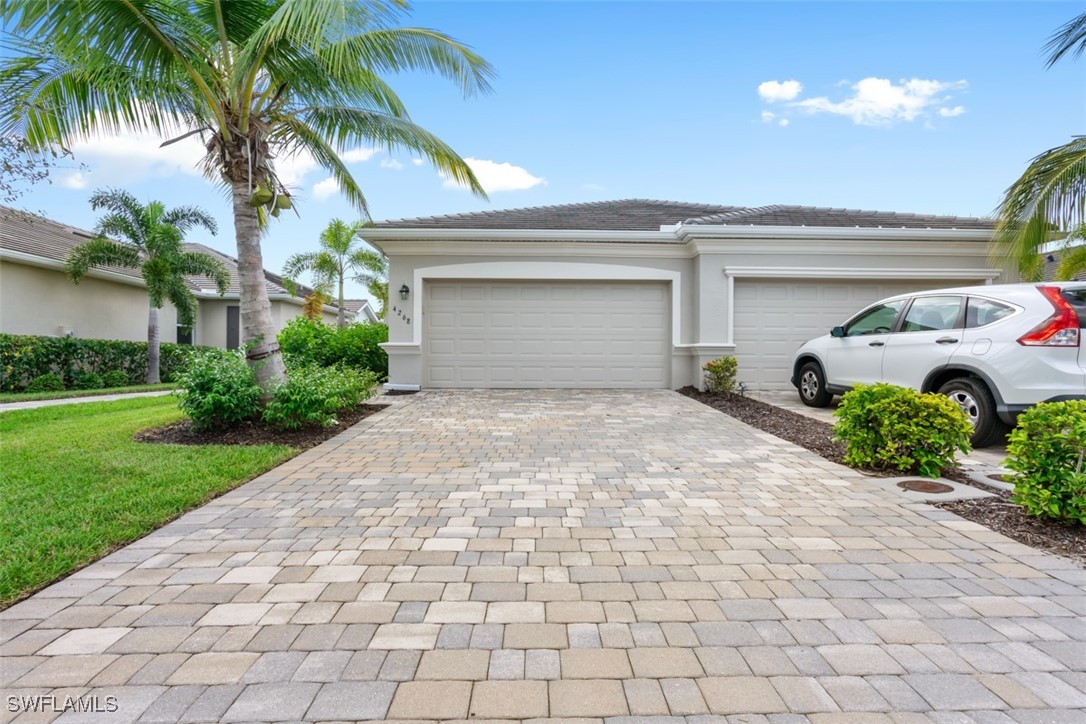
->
798, 361, 833, 408
938, 377, 1009, 448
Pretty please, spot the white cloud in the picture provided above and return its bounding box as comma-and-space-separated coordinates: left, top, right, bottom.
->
341, 147, 378, 163
939, 105, 966, 117
758, 80, 803, 102
760, 110, 776, 122
778, 118, 790, 127
58, 171, 88, 189
411, 158, 424, 166
273, 150, 319, 187
380, 159, 404, 170
312, 176, 339, 201
66, 129, 206, 184
794, 77, 967, 126
442, 157, 546, 193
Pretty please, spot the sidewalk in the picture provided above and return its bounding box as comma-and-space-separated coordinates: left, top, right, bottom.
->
0, 389, 174, 412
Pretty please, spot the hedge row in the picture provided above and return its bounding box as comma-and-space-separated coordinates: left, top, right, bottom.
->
0, 334, 205, 391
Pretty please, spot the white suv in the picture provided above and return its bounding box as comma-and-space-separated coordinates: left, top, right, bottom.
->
791, 283, 1086, 447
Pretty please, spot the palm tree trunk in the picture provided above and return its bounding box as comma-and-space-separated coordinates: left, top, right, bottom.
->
230, 178, 287, 396
147, 304, 160, 384
337, 275, 345, 327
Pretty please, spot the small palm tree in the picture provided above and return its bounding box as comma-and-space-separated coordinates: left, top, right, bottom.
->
994, 12, 1086, 280
1, 0, 492, 394
283, 219, 387, 326
66, 189, 229, 383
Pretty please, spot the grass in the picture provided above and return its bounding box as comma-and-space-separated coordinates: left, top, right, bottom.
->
0, 382, 176, 403
0, 396, 294, 607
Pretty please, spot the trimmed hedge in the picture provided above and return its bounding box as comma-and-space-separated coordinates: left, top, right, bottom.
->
0, 333, 206, 392
1007, 400, 1086, 524
277, 318, 388, 377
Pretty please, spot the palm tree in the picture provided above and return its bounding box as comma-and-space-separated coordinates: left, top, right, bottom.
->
993, 12, 1086, 280
1, 0, 491, 393
356, 249, 389, 319
282, 218, 385, 327
66, 188, 229, 383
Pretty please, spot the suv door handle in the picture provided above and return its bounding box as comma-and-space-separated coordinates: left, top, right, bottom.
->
868, 341, 884, 347
935, 337, 959, 344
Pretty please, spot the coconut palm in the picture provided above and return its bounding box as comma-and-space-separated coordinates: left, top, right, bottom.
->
993, 12, 1086, 280
282, 218, 385, 326
66, 188, 229, 383
1, 0, 491, 393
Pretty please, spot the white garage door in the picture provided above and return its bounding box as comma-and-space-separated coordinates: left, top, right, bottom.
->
733, 279, 976, 391
425, 281, 670, 388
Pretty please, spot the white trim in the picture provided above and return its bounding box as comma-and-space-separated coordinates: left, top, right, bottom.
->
383, 383, 421, 392
674, 343, 735, 357
408, 262, 682, 348
679, 224, 993, 242
380, 342, 422, 354
364, 228, 677, 244
722, 266, 1001, 280
371, 240, 689, 259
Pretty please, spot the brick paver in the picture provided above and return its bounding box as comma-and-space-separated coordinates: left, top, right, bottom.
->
2, 389, 1085, 721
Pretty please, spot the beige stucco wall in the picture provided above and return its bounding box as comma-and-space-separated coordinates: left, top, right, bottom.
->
376, 231, 1004, 390
0, 260, 179, 342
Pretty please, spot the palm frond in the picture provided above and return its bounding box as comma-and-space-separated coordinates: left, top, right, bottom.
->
65, 237, 142, 282
993, 136, 1086, 278
277, 115, 369, 212
297, 106, 487, 198
178, 250, 231, 294
164, 274, 199, 327
162, 205, 219, 235
1045, 12, 1086, 68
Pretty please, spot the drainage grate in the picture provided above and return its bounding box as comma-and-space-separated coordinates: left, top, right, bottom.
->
897, 480, 954, 494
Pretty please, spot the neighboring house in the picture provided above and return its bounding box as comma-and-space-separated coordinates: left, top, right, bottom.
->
341, 298, 380, 323
366, 199, 1005, 391
1042, 249, 1086, 281
0, 207, 340, 347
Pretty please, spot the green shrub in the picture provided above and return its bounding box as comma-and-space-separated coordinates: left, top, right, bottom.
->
102, 370, 131, 388
702, 356, 738, 393
1006, 400, 1086, 524
0, 334, 203, 391
262, 366, 379, 430
26, 373, 64, 392
278, 318, 388, 376
174, 350, 262, 430
71, 371, 104, 390
833, 383, 972, 478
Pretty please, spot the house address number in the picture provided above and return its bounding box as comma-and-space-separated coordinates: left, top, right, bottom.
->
391, 305, 411, 325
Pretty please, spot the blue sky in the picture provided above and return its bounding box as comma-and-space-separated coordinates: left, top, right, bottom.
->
7, 1, 1084, 299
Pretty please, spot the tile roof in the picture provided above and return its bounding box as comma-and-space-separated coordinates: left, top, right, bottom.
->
375, 199, 744, 230
0, 206, 325, 301
682, 204, 996, 230
373, 199, 995, 231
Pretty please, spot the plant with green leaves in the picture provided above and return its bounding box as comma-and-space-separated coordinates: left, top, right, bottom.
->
702, 356, 738, 393
174, 349, 262, 430
993, 12, 1086, 280
1006, 400, 1086, 524
1, 0, 491, 394
65, 189, 229, 383
278, 316, 388, 376
283, 219, 386, 326
262, 365, 378, 430
833, 383, 973, 478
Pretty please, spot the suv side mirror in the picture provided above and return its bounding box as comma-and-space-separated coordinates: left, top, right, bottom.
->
830, 326, 845, 338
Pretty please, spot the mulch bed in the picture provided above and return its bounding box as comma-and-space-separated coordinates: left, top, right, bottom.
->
679, 387, 1086, 564
135, 403, 388, 450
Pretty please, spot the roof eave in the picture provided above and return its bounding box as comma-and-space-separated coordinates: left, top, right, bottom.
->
676, 224, 994, 242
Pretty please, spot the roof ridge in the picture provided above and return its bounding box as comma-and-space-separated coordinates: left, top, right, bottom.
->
376, 198, 741, 227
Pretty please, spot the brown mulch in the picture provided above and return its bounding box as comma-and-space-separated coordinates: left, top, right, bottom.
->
135, 403, 388, 450
383, 389, 418, 396
679, 387, 1086, 564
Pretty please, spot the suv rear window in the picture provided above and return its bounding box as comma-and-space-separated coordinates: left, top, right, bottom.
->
965, 297, 1015, 328
1061, 287, 1086, 328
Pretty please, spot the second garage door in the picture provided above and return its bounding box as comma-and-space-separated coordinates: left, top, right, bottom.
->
425, 280, 670, 388
732, 279, 977, 391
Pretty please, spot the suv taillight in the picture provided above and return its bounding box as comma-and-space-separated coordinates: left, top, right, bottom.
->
1017, 286, 1080, 347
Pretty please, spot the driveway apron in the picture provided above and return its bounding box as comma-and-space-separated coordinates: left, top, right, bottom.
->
2, 389, 1085, 722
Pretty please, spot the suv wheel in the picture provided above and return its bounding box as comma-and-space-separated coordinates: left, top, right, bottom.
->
938, 378, 1009, 448
798, 361, 833, 407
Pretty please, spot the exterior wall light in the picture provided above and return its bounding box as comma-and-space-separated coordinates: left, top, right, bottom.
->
399, 284, 410, 300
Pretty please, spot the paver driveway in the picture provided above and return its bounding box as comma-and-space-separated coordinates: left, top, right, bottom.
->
3, 390, 1086, 723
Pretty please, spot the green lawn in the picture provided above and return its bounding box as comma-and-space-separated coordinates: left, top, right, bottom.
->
0, 396, 294, 607
0, 382, 176, 403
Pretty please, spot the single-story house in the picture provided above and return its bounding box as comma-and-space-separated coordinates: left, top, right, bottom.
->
341, 298, 381, 323
366, 199, 1006, 391
0, 206, 378, 346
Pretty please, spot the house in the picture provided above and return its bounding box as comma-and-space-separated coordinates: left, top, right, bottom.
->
365, 199, 1005, 391
341, 298, 381, 323
0, 207, 353, 347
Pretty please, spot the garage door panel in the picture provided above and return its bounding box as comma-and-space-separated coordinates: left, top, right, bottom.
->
734, 279, 975, 391
425, 281, 669, 388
